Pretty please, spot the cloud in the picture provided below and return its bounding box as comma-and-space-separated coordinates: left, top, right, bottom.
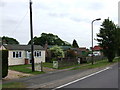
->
87, 2, 104, 10
1, 0, 119, 48
0, 0, 6, 7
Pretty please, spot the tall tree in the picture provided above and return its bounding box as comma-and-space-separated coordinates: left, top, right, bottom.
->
72, 39, 79, 48
2, 36, 19, 44
97, 18, 117, 62
116, 26, 120, 56
28, 33, 71, 46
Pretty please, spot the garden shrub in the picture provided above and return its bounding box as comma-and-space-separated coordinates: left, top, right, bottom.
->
1, 50, 8, 78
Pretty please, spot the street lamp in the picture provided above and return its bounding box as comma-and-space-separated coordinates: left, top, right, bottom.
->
91, 18, 101, 65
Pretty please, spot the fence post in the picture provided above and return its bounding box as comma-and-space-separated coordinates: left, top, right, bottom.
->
41, 61, 43, 72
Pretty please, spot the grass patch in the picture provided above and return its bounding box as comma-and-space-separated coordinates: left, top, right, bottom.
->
42, 62, 53, 68
9, 64, 45, 75
71, 57, 120, 70
2, 82, 26, 88
0, 84, 2, 90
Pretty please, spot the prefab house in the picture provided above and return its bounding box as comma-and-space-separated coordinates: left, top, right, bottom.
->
0, 45, 45, 66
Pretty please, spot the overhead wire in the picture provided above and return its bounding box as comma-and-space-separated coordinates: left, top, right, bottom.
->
11, 10, 29, 36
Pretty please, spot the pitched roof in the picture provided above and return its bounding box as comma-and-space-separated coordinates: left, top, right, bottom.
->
3, 45, 44, 50
79, 47, 86, 51
92, 46, 102, 51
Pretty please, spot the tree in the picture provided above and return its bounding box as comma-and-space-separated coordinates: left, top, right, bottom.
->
50, 45, 64, 59
28, 33, 71, 46
97, 18, 117, 62
116, 26, 120, 56
2, 36, 19, 44
72, 39, 79, 48
66, 49, 77, 58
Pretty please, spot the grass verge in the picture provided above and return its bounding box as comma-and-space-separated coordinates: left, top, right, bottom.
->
2, 82, 26, 88
71, 57, 120, 70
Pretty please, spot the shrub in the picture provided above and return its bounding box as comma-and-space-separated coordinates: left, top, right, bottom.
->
50, 45, 64, 58
2, 50, 8, 78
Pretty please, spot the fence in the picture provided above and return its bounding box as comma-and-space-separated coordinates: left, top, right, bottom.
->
52, 56, 106, 68
86, 56, 106, 63
57, 58, 78, 68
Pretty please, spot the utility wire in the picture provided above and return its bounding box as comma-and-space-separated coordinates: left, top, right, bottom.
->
11, 10, 29, 36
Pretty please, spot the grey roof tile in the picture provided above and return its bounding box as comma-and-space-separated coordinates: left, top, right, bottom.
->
3, 45, 44, 50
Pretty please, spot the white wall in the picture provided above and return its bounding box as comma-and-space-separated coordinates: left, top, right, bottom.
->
8, 50, 25, 66
34, 50, 45, 63
9, 50, 45, 66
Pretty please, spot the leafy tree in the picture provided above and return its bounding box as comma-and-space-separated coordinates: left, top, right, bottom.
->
2, 36, 19, 44
116, 26, 120, 56
28, 33, 71, 46
50, 45, 64, 59
72, 39, 79, 48
97, 18, 117, 62
66, 49, 77, 58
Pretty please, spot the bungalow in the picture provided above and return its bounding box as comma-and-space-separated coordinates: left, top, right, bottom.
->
0, 45, 45, 66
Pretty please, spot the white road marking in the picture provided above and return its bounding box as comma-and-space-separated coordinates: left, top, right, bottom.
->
52, 67, 111, 90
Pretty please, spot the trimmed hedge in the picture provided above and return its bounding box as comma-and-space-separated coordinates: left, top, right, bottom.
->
1, 50, 8, 78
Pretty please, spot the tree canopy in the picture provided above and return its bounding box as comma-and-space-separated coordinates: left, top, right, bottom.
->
97, 18, 117, 62
28, 33, 71, 46
116, 26, 120, 56
2, 36, 19, 45
72, 39, 79, 48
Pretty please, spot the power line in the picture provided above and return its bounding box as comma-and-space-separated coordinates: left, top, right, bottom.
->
11, 10, 29, 36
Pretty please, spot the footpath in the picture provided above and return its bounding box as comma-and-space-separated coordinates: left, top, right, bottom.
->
2, 63, 118, 89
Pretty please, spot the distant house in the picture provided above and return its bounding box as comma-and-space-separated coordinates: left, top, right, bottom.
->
0, 45, 45, 66
92, 46, 102, 56
71, 47, 88, 57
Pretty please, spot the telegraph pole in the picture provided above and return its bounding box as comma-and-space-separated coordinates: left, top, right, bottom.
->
29, 0, 35, 71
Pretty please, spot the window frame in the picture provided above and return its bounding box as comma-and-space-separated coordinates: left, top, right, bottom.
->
13, 51, 22, 58
34, 51, 41, 57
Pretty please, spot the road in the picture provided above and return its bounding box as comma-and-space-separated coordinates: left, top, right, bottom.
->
3, 63, 119, 90
55, 63, 119, 89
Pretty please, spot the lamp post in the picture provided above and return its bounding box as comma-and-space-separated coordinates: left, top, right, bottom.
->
91, 18, 101, 65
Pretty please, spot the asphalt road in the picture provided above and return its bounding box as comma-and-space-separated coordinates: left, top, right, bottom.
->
3, 63, 119, 90
56, 63, 119, 89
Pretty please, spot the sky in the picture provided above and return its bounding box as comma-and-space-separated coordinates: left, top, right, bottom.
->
0, 0, 119, 48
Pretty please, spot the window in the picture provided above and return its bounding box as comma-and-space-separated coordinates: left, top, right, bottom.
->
34, 51, 41, 57
13, 51, 22, 58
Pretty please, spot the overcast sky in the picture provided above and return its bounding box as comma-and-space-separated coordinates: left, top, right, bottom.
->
0, 0, 119, 48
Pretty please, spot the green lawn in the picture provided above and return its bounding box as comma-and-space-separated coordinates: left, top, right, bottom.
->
9, 64, 44, 75
2, 82, 26, 88
9, 63, 53, 75
42, 62, 53, 68
0, 84, 2, 90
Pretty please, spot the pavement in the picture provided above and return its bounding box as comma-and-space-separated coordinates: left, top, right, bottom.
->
2, 63, 119, 89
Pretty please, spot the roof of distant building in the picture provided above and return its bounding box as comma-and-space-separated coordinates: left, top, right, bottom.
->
3, 44, 44, 50
79, 47, 86, 51
92, 46, 102, 51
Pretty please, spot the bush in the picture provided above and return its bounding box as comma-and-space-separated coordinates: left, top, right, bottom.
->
2, 50, 8, 78
50, 45, 64, 58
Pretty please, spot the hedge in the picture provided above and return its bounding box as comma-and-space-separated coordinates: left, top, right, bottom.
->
1, 50, 8, 78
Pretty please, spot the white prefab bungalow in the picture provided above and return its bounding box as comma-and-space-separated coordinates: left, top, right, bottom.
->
0, 45, 45, 66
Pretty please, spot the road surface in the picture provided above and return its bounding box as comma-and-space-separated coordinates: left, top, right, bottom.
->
55, 63, 119, 89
